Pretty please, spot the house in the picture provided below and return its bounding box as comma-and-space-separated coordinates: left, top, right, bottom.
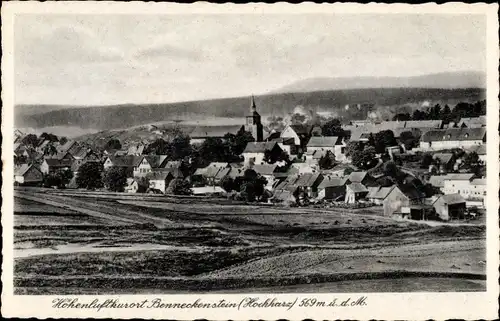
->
295, 172, 324, 198
404, 120, 443, 130
290, 162, 316, 174
57, 140, 81, 155
252, 164, 279, 191
274, 174, 300, 195
317, 176, 347, 201
457, 116, 486, 128
345, 183, 369, 204
266, 136, 298, 157
464, 144, 486, 162
40, 158, 74, 174
242, 141, 283, 166
383, 184, 425, 217
146, 171, 175, 194
432, 153, 455, 172
14, 164, 43, 185
442, 173, 479, 197
192, 162, 230, 185
124, 178, 140, 193
366, 186, 395, 205
280, 124, 312, 153
70, 147, 100, 174
347, 171, 375, 186
189, 125, 245, 145
271, 189, 296, 204
103, 155, 148, 177
420, 128, 486, 150
307, 136, 346, 162
432, 193, 466, 221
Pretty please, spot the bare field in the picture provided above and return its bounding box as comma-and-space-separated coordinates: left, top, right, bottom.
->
13, 189, 487, 294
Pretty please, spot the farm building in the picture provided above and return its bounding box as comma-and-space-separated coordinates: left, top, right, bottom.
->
366, 186, 395, 205
40, 158, 74, 174
243, 141, 283, 166
432, 193, 466, 221
457, 116, 486, 128
317, 176, 347, 201
14, 164, 43, 185
419, 128, 486, 150
146, 171, 176, 194
295, 172, 324, 198
345, 183, 369, 204
383, 184, 425, 217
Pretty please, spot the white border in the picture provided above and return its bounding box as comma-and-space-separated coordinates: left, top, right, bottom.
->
2, 2, 499, 320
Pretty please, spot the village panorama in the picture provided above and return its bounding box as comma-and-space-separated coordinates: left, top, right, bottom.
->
11, 13, 489, 295
14, 96, 488, 294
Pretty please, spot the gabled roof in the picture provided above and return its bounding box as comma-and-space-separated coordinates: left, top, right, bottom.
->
107, 155, 144, 167
348, 171, 368, 183
457, 116, 486, 128
15, 164, 40, 176
295, 172, 323, 187
145, 155, 163, 168
318, 176, 348, 189
146, 170, 173, 181
44, 158, 74, 167
394, 183, 426, 200
445, 173, 475, 181
252, 164, 278, 176
405, 120, 443, 129
347, 182, 368, 193
272, 189, 295, 201
152, 167, 184, 178
367, 186, 395, 199
307, 136, 340, 148
433, 153, 454, 164
215, 167, 231, 180
421, 128, 486, 142
436, 193, 466, 205
243, 142, 279, 153
471, 178, 486, 186
189, 125, 244, 139
428, 175, 448, 188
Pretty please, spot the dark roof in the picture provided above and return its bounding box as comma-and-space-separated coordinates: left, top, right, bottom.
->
367, 186, 395, 199
152, 168, 184, 178
307, 136, 340, 147
243, 142, 279, 153
295, 172, 323, 187
189, 125, 244, 139
395, 183, 425, 200
318, 177, 348, 189
421, 128, 486, 142
146, 171, 173, 181
272, 190, 294, 201
252, 164, 278, 176
289, 124, 312, 135
405, 120, 443, 129
433, 153, 454, 164
44, 158, 73, 167
108, 155, 144, 167
145, 155, 162, 168
15, 164, 39, 176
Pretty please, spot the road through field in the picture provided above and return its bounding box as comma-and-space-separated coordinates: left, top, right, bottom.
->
15, 191, 174, 227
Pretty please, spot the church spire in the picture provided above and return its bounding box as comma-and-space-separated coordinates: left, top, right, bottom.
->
250, 95, 257, 113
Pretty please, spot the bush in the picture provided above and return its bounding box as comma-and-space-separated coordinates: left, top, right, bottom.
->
167, 179, 192, 195
102, 167, 129, 192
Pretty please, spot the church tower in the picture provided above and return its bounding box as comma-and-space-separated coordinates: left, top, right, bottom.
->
246, 95, 264, 142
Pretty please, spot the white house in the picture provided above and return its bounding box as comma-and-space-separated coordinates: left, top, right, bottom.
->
307, 136, 346, 162
14, 164, 43, 185
124, 178, 140, 193
242, 142, 283, 166
420, 128, 486, 151
146, 171, 175, 194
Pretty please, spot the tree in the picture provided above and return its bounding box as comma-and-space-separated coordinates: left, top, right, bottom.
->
412, 109, 428, 121
266, 116, 286, 133
102, 166, 129, 192
136, 177, 150, 193
220, 176, 236, 192
399, 131, 418, 150
345, 141, 364, 158
321, 118, 343, 137
290, 113, 307, 125
14, 155, 27, 166
429, 104, 441, 119
462, 152, 483, 174
59, 136, 68, 145
167, 133, 192, 160
43, 142, 58, 156
105, 139, 122, 150
392, 113, 411, 121
263, 149, 290, 165
318, 152, 336, 170
40, 132, 59, 142
42, 169, 73, 188
198, 137, 228, 164
239, 169, 267, 202
145, 138, 169, 155
22, 134, 39, 148
167, 179, 192, 195
367, 133, 376, 148
383, 161, 399, 178
441, 105, 452, 123
351, 146, 376, 169
420, 153, 434, 168
76, 162, 104, 190
373, 130, 397, 154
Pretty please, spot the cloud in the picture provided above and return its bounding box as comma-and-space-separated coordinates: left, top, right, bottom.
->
133, 43, 203, 61
15, 25, 124, 66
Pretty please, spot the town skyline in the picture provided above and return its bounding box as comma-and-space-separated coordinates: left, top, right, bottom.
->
15, 14, 486, 106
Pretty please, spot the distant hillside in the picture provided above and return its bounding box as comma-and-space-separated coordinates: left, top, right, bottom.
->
16, 87, 485, 132
273, 71, 486, 94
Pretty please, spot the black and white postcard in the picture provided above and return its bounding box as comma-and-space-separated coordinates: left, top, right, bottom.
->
2, 2, 499, 320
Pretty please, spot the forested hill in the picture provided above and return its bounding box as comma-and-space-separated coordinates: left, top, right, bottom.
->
16, 88, 485, 131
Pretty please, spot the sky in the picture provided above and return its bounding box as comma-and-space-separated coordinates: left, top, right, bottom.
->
14, 14, 486, 105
